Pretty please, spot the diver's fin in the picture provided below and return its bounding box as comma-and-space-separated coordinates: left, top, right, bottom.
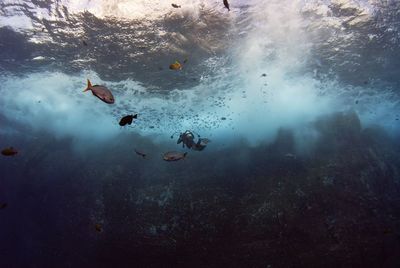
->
132, 114, 138, 119
83, 79, 92, 92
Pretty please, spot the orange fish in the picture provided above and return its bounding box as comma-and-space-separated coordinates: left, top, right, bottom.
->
1, 147, 18, 156
169, 60, 182, 70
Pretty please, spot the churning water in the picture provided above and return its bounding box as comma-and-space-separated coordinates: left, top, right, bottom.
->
1, 1, 400, 267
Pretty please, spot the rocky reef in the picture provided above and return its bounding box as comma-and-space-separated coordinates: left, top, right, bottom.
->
1, 111, 399, 267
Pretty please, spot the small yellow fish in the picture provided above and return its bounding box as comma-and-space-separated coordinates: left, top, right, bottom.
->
169, 61, 182, 70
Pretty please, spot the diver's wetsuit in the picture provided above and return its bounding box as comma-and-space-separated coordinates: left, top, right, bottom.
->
177, 131, 195, 148
192, 139, 206, 151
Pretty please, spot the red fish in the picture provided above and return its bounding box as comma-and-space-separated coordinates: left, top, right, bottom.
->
1, 147, 18, 156
83, 79, 115, 104
163, 151, 187, 161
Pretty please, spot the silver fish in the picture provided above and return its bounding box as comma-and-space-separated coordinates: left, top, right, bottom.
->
83, 79, 115, 104
163, 151, 187, 162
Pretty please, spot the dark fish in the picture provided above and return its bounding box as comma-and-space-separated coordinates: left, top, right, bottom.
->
261, 73, 267, 77
183, 58, 188, 64
134, 149, 146, 159
119, 114, 138, 126
1, 147, 18, 156
223, 0, 230, 11
163, 151, 187, 161
0, 203, 7, 209
83, 79, 115, 104
171, 4, 181, 8
95, 224, 103, 232
82, 40, 88, 46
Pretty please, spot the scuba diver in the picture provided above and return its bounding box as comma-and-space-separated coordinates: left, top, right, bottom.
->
175, 130, 209, 151
177, 130, 195, 148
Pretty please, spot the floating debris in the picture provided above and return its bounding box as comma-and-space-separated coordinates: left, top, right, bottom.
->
119, 114, 138, 126
163, 151, 187, 161
134, 149, 146, 159
223, 0, 230, 11
83, 79, 115, 104
1, 147, 18, 156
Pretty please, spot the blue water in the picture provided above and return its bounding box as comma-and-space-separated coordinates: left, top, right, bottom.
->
1, 1, 400, 267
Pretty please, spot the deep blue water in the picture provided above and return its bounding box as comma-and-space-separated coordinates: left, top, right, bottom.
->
1, 1, 400, 267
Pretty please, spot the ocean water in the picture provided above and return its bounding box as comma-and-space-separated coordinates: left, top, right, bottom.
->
0, 0, 400, 267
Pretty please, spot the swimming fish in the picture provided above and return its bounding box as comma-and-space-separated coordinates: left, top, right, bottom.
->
83, 79, 115, 104
169, 60, 182, 70
163, 151, 187, 161
223, 0, 230, 11
0, 203, 7, 209
134, 149, 146, 159
171, 4, 181, 8
119, 114, 138, 126
82, 40, 88, 46
95, 224, 103, 232
1, 147, 18, 156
